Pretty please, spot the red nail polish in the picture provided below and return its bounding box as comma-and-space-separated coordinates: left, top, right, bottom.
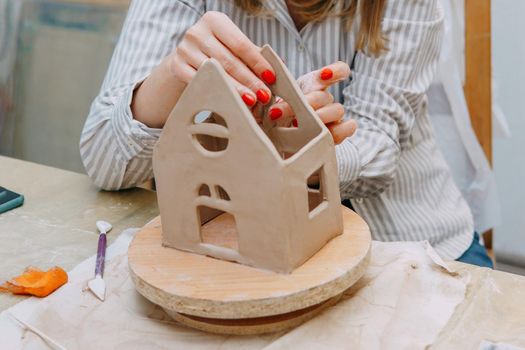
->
256, 89, 270, 104
320, 68, 333, 81
269, 108, 283, 120
292, 118, 298, 127
242, 93, 256, 107
261, 70, 276, 85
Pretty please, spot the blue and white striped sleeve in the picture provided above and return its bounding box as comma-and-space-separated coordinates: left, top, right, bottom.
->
79, 0, 203, 190
336, 0, 444, 198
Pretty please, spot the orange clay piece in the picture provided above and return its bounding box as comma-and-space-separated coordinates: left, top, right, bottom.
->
0, 266, 68, 297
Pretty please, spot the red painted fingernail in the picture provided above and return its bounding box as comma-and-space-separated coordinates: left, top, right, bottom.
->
261, 70, 276, 85
242, 93, 256, 107
269, 108, 283, 120
256, 89, 270, 104
292, 118, 298, 127
320, 68, 333, 81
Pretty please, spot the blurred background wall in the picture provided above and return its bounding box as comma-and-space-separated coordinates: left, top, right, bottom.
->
0, 0, 128, 173
492, 0, 525, 265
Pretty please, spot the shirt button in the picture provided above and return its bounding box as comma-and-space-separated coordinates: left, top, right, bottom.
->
355, 198, 363, 203
297, 44, 305, 52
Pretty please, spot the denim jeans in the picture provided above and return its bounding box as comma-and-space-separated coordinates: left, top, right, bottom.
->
456, 233, 494, 269
342, 199, 493, 268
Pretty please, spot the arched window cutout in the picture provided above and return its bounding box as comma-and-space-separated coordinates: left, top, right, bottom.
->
191, 111, 229, 153
198, 206, 239, 251
215, 185, 230, 201
198, 184, 211, 196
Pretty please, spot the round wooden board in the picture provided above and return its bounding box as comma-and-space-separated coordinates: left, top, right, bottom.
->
128, 206, 371, 321
166, 293, 343, 335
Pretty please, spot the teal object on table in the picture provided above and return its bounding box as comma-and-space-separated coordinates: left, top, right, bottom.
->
0, 187, 24, 214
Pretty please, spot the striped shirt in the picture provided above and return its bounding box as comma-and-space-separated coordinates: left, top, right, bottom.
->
80, 0, 474, 260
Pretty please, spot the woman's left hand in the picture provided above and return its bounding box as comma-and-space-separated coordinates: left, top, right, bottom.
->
268, 61, 357, 145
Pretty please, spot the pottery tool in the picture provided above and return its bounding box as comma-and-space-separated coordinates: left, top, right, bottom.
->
88, 220, 112, 301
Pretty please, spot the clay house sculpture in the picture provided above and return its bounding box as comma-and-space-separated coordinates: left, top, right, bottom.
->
153, 45, 344, 273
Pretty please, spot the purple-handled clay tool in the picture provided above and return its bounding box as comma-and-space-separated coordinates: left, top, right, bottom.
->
88, 220, 112, 301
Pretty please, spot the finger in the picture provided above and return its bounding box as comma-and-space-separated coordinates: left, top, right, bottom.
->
168, 54, 197, 83
199, 36, 272, 104
327, 119, 357, 145
205, 12, 276, 84
229, 76, 258, 107
176, 42, 258, 107
316, 103, 345, 125
318, 61, 351, 85
176, 41, 209, 70
306, 91, 334, 110
268, 102, 288, 120
252, 102, 265, 124
268, 91, 334, 121
297, 61, 351, 94
267, 100, 293, 121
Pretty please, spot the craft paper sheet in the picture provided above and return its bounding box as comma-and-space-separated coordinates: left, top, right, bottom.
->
0, 229, 483, 349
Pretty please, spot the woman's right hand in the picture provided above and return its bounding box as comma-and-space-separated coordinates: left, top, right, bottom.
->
170, 11, 276, 107
132, 12, 276, 128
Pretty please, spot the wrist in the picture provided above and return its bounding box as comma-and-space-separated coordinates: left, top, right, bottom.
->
131, 57, 186, 129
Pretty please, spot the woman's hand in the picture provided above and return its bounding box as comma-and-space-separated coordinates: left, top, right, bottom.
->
171, 11, 276, 105
268, 62, 357, 145
132, 11, 275, 128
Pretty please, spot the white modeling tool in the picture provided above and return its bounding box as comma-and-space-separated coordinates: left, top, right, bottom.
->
88, 220, 112, 301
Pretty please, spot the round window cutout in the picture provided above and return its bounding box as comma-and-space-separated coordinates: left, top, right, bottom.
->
191, 111, 229, 153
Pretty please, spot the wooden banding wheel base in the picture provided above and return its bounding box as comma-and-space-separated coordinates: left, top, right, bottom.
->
128, 206, 371, 335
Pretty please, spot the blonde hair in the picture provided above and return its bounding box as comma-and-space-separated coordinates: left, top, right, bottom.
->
234, 0, 387, 56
